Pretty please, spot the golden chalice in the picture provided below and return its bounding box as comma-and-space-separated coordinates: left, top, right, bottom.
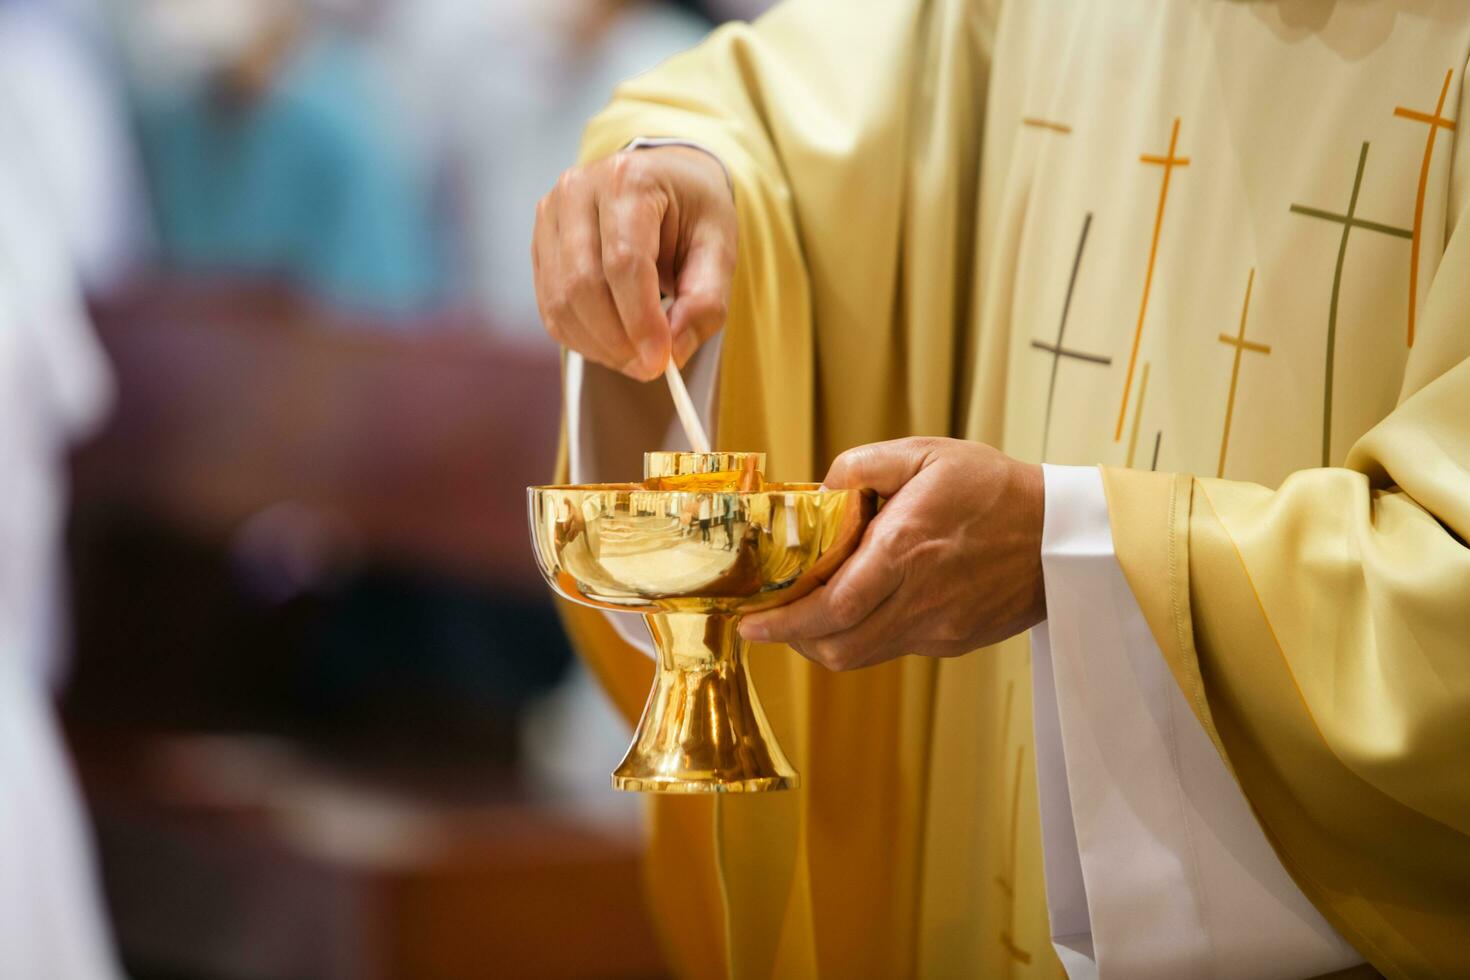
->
528, 452, 875, 792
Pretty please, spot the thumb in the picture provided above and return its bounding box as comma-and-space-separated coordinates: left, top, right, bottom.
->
823, 438, 942, 496
669, 220, 735, 368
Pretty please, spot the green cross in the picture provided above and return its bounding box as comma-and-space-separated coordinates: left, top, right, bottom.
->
1289, 142, 1412, 466
1031, 213, 1111, 461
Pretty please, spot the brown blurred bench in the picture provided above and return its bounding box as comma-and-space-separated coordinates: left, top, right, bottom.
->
75, 732, 665, 980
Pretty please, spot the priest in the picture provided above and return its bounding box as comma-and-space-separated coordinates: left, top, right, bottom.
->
532, 2, 1470, 976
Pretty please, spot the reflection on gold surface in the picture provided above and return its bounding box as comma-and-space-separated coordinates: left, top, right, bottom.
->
527, 453, 874, 792
641, 450, 765, 492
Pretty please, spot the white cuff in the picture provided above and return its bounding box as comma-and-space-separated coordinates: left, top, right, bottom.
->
623, 137, 733, 192
1031, 464, 1362, 979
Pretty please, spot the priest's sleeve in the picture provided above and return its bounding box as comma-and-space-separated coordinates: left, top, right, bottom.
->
1033, 465, 1369, 979
1100, 195, 1470, 979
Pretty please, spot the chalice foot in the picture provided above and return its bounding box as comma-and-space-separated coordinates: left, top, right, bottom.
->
612, 612, 797, 793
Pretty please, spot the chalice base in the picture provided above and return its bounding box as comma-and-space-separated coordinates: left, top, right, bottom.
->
612, 612, 798, 793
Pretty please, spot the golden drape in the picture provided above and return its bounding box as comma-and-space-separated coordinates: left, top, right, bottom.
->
1102, 191, 1470, 979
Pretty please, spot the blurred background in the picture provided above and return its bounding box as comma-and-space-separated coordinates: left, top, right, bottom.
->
0, 0, 771, 976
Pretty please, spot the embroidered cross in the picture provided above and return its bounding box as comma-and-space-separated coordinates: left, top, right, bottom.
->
1393, 69, 1457, 347
1116, 118, 1190, 441
1022, 117, 1072, 134
1125, 361, 1153, 469
1290, 142, 1412, 466
1032, 213, 1110, 461
1216, 269, 1271, 478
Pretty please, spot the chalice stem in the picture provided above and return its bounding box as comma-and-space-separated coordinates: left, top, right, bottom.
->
611, 612, 798, 792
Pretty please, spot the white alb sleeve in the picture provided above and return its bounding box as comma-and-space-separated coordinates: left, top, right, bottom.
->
1030, 464, 1363, 979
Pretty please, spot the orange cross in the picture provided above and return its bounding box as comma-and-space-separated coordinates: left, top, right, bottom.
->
1394, 69, 1457, 347
1022, 117, 1073, 134
1116, 118, 1190, 441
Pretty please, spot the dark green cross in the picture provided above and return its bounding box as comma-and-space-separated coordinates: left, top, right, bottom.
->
1289, 142, 1412, 466
1032, 213, 1111, 461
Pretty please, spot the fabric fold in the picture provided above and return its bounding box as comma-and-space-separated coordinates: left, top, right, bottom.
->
1102, 241, 1470, 976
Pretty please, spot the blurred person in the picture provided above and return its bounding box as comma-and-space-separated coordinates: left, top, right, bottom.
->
119, 0, 443, 321
373, 0, 709, 338
0, 1, 131, 974
536, 1, 1470, 977
0, 0, 146, 295
102, 0, 582, 773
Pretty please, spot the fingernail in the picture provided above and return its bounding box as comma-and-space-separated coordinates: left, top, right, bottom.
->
672, 330, 697, 367
740, 620, 768, 642
641, 338, 667, 376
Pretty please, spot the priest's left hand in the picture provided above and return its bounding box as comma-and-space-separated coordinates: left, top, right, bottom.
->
739, 438, 1046, 670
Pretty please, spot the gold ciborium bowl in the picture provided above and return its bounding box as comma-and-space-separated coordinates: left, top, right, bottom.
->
528, 452, 875, 793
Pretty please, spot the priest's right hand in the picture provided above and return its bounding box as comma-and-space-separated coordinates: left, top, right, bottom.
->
532, 146, 737, 381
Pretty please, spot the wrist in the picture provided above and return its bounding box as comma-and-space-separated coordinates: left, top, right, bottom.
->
624, 138, 733, 199
1018, 461, 1047, 623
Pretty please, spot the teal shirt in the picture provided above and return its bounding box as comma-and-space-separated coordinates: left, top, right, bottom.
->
137, 35, 441, 319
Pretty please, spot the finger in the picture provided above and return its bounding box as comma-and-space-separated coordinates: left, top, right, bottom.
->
740, 533, 901, 642
799, 591, 908, 672
539, 178, 622, 366
599, 155, 672, 379
822, 438, 943, 495
668, 222, 734, 367
557, 171, 642, 375
533, 193, 568, 345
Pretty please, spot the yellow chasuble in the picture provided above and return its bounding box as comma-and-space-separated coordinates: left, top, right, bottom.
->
561, 1, 1470, 976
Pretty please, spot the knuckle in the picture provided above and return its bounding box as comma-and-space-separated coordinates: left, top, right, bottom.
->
824, 448, 864, 488
932, 617, 971, 647
832, 446, 864, 473
899, 435, 943, 458
567, 266, 604, 303
825, 584, 866, 632
831, 644, 863, 672
872, 519, 914, 556
555, 169, 580, 195
847, 443, 890, 476
609, 151, 651, 190
811, 640, 847, 672
602, 239, 642, 277
544, 293, 574, 326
